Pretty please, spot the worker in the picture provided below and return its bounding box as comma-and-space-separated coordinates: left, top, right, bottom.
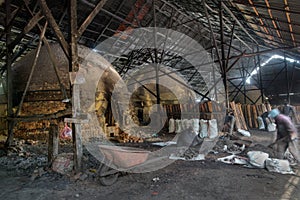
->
260, 111, 273, 131
268, 108, 300, 166
283, 102, 294, 118
282, 102, 297, 124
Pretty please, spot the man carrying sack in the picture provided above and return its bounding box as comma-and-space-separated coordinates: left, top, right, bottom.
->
268, 108, 300, 167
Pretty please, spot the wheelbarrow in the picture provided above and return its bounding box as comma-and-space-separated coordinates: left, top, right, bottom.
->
97, 145, 151, 186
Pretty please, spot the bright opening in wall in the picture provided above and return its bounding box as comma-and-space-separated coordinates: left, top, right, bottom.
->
246, 54, 300, 84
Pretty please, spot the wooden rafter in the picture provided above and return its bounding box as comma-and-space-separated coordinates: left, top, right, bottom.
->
39, 0, 70, 59
78, 0, 108, 37
283, 0, 296, 47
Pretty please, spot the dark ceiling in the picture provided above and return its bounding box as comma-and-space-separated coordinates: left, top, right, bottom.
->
1, 0, 300, 105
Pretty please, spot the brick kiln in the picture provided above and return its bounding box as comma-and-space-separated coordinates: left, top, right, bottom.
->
8, 43, 122, 140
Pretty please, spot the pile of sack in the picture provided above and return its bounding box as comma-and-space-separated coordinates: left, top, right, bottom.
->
168, 118, 218, 139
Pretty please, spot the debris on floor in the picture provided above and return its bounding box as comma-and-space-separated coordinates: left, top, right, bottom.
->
52, 153, 74, 175
247, 151, 269, 168
217, 154, 248, 165
265, 158, 294, 175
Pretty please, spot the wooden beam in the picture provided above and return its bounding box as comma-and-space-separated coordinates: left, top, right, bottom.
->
5, 0, 14, 147
8, 108, 72, 122
69, 0, 79, 72
0, 10, 44, 60
77, 0, 108, 37
23, 4, 69, 101
15, 21, 48, 117
48, 123, 59, 165
69, 0, 82, 173
39, 0, 70, 59
0, 2, 24, 40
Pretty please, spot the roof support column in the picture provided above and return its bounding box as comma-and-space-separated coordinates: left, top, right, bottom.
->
258, 52, 264, 103
284, 54, 290, 103
69, 0, 82, 173
152, 0, 160, 106
5, 0, 14, 147
219, 0, 229, 109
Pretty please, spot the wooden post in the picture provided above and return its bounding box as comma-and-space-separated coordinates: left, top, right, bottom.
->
72, 84, 83, 173
48, 123, 59, 165
69, 0, 82, 173
5, 0, 14, 147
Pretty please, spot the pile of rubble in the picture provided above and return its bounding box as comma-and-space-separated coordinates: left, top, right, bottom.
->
0, 139, 48, 176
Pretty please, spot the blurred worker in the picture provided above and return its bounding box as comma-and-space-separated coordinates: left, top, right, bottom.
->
268, 108, 300, 166
260, 111, 274, 131
283, 102, 297, 123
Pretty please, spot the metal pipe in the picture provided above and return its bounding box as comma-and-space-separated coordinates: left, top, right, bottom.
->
257, 52, 264, 103
153, 0, 160, 105
203, 0, 222, 69
219, 1, 229, 109
284, 54, 290, 103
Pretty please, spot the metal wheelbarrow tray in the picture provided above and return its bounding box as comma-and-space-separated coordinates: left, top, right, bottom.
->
97, 144, 151, 185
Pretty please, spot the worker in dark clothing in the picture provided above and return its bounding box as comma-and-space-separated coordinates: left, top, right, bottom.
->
268, 108, 300, 166
261, 111, 271, 131
282, 103, 295, 121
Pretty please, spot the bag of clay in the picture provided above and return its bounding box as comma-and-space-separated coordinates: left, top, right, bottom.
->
238, 129, 251, 137
267, 123, 276, 132
209, 119, 218, 138
257, 116, 265, 130
192, 118, 200, 135
168, 118, 175, 133
175, 119, 182, 134
199, 119, 208, 138
60, 123, 72, 140
265, 158, 294, 174
199, 119, 218, 138
52, 153, 74, 174
182, 119, 189, 130
247, 151, 269, 168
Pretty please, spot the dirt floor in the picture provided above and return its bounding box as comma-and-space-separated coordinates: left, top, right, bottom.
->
1, 129, 300, 200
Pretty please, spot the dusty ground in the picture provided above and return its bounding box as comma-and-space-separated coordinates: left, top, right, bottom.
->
0, 129, 300, 200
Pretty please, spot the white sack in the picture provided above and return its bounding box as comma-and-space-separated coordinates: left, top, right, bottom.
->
247, 151, 269, 168
238, 129, 251, 137
168, 118, 175, 133
257, 116, 265, 130
175, 119, 182, 134
267, 123, 276, 132
265, 158, 294, 174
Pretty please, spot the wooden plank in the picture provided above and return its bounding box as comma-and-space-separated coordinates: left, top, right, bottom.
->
70, 0, 79, 72
78, 0, 108, 36
72, 84, 82, 172
64, 117, 89, 124
237, 103, 247, 130
256, 104, 263, 116
252, 105, 258, 128
207, 101, 213, 120
15, 21, 48, 117
8, 108, 72, 122
247, 104, 252, 128
230, 101, 241, 130
261, 104, 267, 113
8, 10, 44, 50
